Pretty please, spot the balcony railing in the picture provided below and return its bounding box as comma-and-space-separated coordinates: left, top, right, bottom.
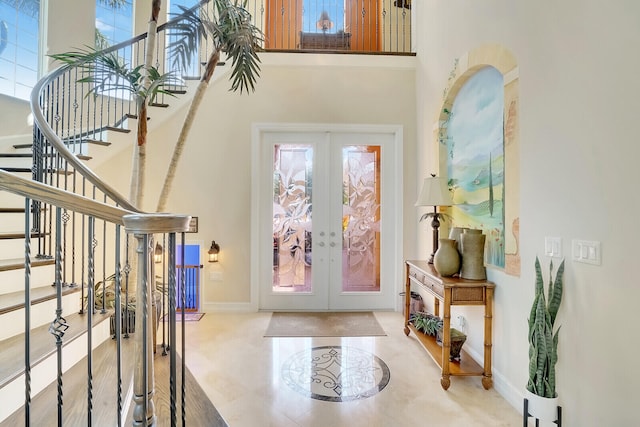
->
246, 0, 412, 53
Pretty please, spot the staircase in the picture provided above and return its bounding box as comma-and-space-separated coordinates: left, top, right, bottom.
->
0, 2, 231, 425
0, 136, 113, 422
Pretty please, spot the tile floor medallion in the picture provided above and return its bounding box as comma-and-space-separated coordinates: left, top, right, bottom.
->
282, 345, 390, 402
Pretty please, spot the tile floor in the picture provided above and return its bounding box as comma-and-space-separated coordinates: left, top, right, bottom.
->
177, 311, 523, 427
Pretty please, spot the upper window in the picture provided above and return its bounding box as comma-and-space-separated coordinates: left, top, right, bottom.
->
167, 0, 199, 78
0, 0, 40, 100
95, 0, 133, 49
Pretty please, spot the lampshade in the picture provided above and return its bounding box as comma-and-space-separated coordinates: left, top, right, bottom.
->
415, 175, 453, 207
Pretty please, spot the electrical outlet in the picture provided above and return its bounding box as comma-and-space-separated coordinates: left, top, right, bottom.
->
209, 271, 223, 281
457, 315, 466, 333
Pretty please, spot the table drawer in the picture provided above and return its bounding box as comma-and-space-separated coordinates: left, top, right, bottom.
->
409, 266, 444, 298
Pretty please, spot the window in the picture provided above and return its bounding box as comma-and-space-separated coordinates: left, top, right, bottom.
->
0, 0, 40, 100
95, 0, 133, 49
167, 0, 199, 78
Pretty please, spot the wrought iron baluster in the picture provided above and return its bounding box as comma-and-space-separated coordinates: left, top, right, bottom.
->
180, 232, 186, 425
168, 232, 177, 426
87, 216, 96, 424
114, 225, 123, 427
23, 197, 32, 425
49, 206, 68, 426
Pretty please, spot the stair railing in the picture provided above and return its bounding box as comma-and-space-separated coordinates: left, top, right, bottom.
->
19, 3, 215, 425
0, 169, 190, 425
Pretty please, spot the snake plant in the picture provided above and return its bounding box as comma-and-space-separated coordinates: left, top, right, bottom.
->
527, 257, 565, 398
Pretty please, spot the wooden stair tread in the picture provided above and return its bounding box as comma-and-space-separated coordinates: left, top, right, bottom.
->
0, 208, 26, 214
80, 138, 111, 147
0, 231, 46, 240
0, 284, 81, 316
0, 167, 72, 175
0, 257, 55, 272
0, 310, 111, 389
104, 126, 131, 134
3, 337, 228, 426
12, 143, 32, 149
0, 153, 32, 158
0, 167, 31, 173
149, 102, 170, 108
124, 113, 151, 120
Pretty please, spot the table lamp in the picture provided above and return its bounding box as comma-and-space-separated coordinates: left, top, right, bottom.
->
415, 174, 453, 263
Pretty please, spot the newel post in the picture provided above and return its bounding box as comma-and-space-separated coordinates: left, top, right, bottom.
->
123, 214, 191, 427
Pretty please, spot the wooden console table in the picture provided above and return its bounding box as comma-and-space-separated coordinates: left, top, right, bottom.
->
403, 260, 495, 390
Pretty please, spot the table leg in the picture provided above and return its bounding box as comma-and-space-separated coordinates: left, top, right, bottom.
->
483, 286, 494, 389
441, 288, 452, 390
403, 263, 411, 336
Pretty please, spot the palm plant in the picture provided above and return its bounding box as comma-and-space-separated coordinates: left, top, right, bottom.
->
156, 0, 262, 212
49, 0, 262, 212
527, 257, 564, 398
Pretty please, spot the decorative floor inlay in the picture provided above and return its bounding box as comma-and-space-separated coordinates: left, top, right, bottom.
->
282, 345, 390, 402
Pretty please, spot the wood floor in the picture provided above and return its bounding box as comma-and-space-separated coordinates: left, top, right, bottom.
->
2, 334, 228, 426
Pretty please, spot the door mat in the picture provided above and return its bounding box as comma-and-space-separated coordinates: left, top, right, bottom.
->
162, 313, 205, 322
264, 312, 386, 337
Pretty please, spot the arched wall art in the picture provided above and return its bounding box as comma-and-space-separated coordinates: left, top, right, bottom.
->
435, 45, 521, 276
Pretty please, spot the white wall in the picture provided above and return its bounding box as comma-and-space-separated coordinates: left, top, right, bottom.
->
95, 53, 417, 309
415, 1, 640, 425
5, 0, 638, 422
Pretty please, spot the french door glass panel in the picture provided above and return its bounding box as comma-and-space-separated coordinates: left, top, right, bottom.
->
272, 144, 314, 292
260, 131, 395, 311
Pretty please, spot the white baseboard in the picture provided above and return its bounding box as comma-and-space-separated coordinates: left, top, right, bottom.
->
202, 302, 256, 313
464, 345, 524, 416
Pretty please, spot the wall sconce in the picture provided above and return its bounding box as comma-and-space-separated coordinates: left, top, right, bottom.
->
154, 242, 163, 263
415, 174, 453, 264
208, 240, 220, 263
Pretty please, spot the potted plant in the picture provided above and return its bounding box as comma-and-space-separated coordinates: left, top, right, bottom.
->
525, 257, 565, 422
410, 312, 466, 361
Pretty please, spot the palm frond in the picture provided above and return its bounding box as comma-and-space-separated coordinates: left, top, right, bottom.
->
212, 0, 263, 93
165, 6, 209, 72
50, 46, 177, 102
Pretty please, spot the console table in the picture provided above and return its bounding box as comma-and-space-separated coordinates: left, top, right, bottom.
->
403, 260, 495, 390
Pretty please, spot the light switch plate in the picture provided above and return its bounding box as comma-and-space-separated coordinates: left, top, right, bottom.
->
544, 237, 562, 257
572, 239, 601, 265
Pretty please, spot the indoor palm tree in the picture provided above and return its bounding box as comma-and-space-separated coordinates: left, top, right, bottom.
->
50, 0, 262, 212
155, 0, 263, 212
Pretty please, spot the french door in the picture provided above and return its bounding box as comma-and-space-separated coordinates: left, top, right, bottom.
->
255, 128, 400, 311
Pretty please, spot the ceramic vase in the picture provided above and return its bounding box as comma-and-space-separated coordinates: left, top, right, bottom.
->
448, 226, 467, 253
433, 238, 460, 277
460, 230, 486, 280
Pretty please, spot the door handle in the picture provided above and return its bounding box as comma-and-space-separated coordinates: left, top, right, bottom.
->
319, 231, 325, 237
330, 232, 336, 237
329, 242, 336, 247
318, 242, 325, 247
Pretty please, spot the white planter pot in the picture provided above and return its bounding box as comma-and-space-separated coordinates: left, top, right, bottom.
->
525, 389, 559, 422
